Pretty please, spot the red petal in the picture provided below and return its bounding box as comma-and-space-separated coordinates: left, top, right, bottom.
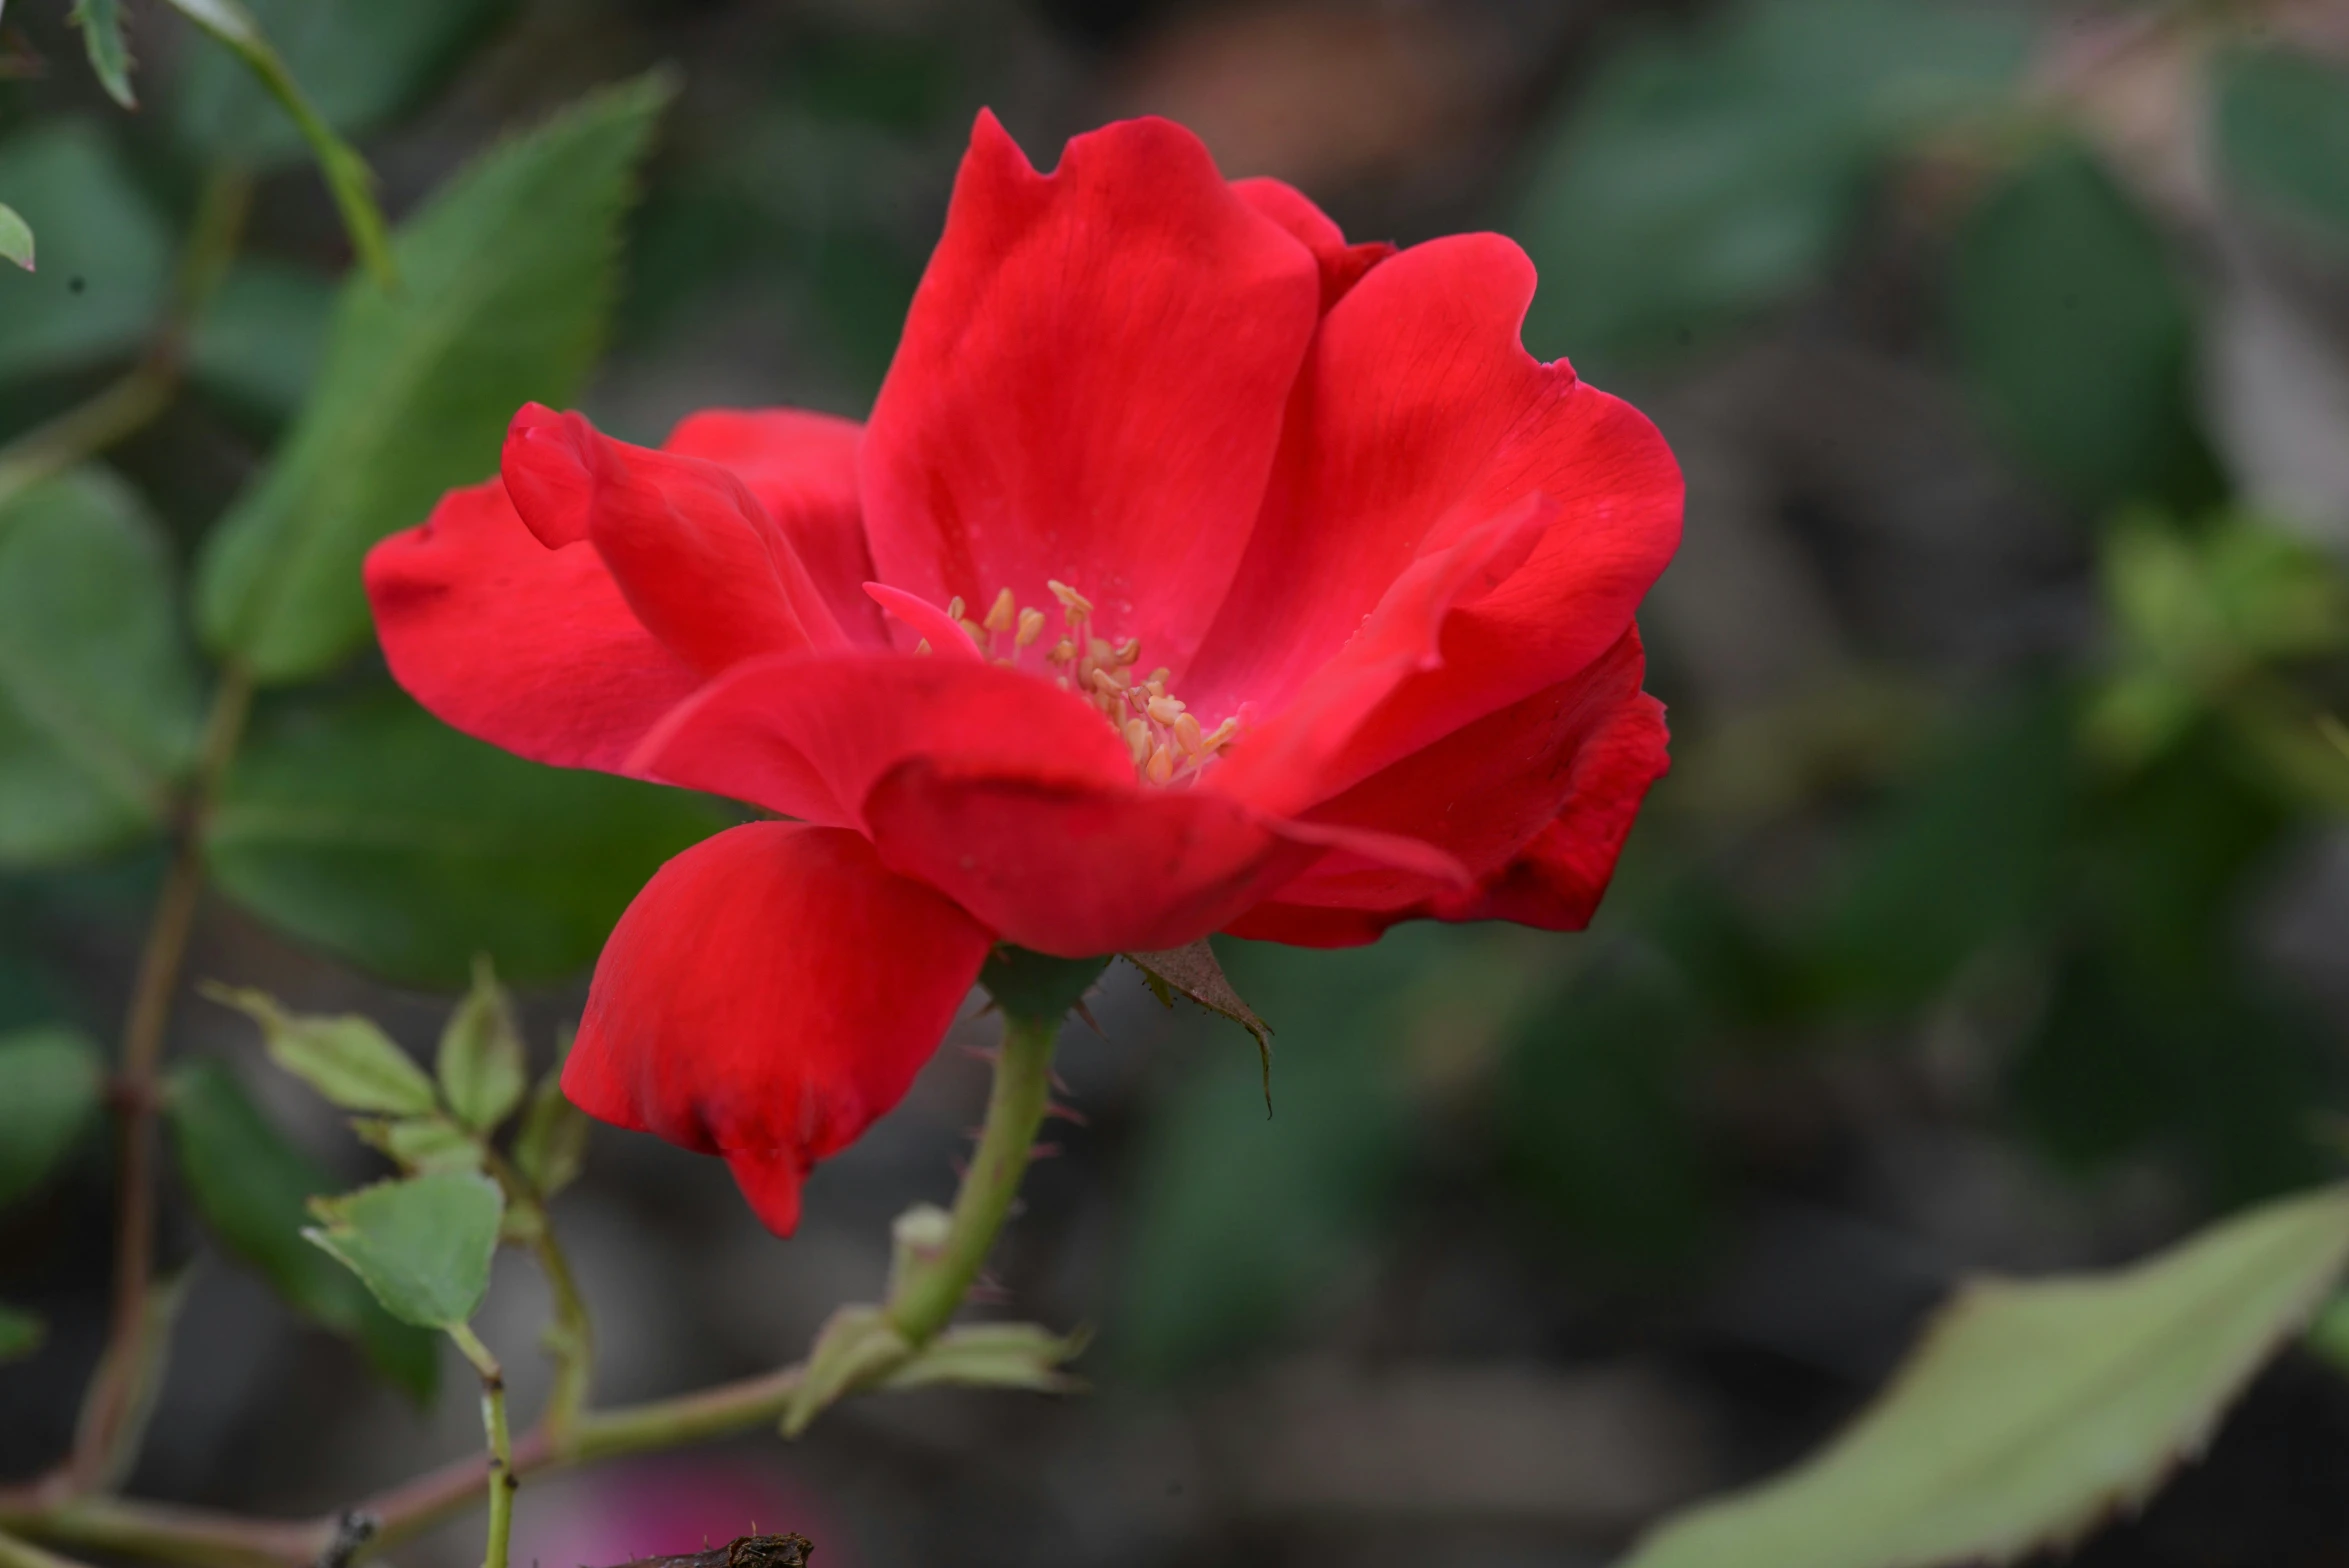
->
562, 822, 992, 1235
1184, 232, 1682, 800
662, 408, 886, 645
627, 651, 1133, 827
1230, 176, 1393, 310
502, 404, 850, 675
860, 112, 1321, 678
1228, 630, 1667, 944
863, 759, 1465, 957
863, 582, 986, 662
1205, 491, 1553, 815
364, 479, 699, 775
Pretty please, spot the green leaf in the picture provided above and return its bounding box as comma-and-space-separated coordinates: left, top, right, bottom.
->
1621, 1184, 2349, 1568
437, 957, 525, 1132
880, 1321, 1088, 1394
1517, 0, 2025, 372
194, 73, 675, 682
71, 0, 138, 108
0, 471, 206, 866
1950, 143, 2218, 515
304, 1170, 503, 1329
189, 261, 335, 421
0, 204, 31, 272
511, 1038, 588, 1200
2213, 45, 2349, 260
205, 986, 438, 1115
166, 1060, 438, 1399
0, 123, 171, 382
205, 691, 729, 987
0, 1302, 44, 1362
156, 0, 393, 286
176, 0, 514, 165
0, 1027, 106, 1207
350, 1114, 482, 1175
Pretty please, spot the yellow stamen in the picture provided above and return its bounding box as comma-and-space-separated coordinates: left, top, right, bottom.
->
1173, 712, 1204, 755
945, 596, 965, 622
1145, 745, 1175, 785
1146, 696, 1185, 725
1016, 607, 1046, 648
983, 588, 1016, 634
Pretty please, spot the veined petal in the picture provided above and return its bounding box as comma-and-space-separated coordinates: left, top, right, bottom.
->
1185, 232, 1682, 799
1230, 176, 1393, 310
661, 407, 886, 645
1228, 630, 1667, 944
860, 112, 1321, 678
626, 651, 1133, 827
562, 823, 992, 1235
863, 759, 1465, 957
364, 479, 699, 776
503, 404, 850, 676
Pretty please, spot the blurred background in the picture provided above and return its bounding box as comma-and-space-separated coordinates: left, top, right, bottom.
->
4, 0, 2349, 1564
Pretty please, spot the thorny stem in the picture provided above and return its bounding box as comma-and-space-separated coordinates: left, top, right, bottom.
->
445, 1327, 512, 1568
69, 666, 254, 1491
0, 1017, 1074, 1568
0, 165, 253, 511
886, 1010, 1061, 1343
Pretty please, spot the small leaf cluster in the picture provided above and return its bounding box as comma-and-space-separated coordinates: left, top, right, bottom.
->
205, 959, 590, 1333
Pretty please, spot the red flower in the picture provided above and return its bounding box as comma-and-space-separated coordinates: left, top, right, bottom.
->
365, 113, 1682, 1233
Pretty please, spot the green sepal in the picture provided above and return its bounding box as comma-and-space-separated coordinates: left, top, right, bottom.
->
978, 947, 1109, 1024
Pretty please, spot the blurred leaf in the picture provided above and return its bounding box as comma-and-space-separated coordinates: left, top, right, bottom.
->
157, 0, 393, 286
511, 1039, 587, 1199
0, 204, 31, 272
205, 691, 728, 987
177, 0, 515, 165
351, 1113, 482, 1175
1621, 1184, 2349, 1568
0, 471, 206, 866
71, 0, 137, 108
1501, 945, 1711, 1265
0, 123, 170, 382
1951, 143, 2219, 515
2309, 1290, 2349, 1372
195, 74, 673, 681
2086, 512, 2349, 767
304, 1170, 502, 1329
0, 1027, 105, 1207
2213, 46, 2349, 259
1517, 0, 2026, 370
0, 1302, 43, 1362
1810, 690, 2074, 1009
2012, 950, 2329, 1205
166, 1060, 438, 1399
188, 261, 334, 422
437, 957, 524, 1132
1116, 935, 1437, 1380
204, 985, 437, 1115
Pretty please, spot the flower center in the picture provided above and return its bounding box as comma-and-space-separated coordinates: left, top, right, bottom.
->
923, 581, 1239, 785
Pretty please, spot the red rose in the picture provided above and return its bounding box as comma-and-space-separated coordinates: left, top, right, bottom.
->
364, 112, 1682, 1233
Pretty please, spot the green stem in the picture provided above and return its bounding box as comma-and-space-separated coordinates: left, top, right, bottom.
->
886, 1010, 1060, 1343
528, 1222, 592, 1441
444, 1326, 511, 1568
